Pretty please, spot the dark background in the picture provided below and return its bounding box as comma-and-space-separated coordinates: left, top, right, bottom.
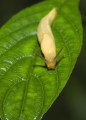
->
0, 0, 86, 120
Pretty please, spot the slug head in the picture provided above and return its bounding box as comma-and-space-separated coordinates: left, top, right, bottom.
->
45, 60, 56, 69
35, 46, 64, 69
46, 46, 64, 69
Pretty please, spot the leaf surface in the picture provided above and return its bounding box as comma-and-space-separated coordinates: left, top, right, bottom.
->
0, 0, 82, 120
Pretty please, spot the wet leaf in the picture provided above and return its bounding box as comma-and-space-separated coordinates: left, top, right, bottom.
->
0, 0, 82, 119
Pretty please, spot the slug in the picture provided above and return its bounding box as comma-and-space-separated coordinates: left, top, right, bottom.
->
37, 8, 64, 69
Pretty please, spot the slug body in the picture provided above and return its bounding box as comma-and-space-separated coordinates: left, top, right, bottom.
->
37, 8, 57, 69
37, 8, 64, 69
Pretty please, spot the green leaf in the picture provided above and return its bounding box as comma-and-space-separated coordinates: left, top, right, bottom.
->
0, 0, 82, 120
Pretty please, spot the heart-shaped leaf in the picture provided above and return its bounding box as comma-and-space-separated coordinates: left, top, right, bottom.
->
0, 0, 82, 120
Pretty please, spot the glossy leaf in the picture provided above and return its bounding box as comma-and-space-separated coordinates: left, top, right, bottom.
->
0, 0, 82, 120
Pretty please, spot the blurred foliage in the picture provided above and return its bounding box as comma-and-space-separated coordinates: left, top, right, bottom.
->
0, 0, 85, 120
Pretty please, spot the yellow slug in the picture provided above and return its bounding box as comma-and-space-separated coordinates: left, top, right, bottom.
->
37, 8, 64, 69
